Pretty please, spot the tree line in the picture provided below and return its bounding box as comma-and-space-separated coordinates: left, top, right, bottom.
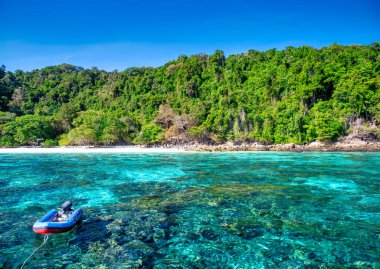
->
0, 43, 379, 146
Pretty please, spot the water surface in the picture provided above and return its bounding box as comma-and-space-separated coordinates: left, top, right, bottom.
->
0, 152, 379, 268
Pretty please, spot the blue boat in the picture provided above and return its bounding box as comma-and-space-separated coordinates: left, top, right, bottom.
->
33, 201, 83, 234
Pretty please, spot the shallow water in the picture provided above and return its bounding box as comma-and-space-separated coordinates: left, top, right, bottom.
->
0, 152, 379, 268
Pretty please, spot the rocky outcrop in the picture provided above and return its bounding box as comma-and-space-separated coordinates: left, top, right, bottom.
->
150, 139, 380, 152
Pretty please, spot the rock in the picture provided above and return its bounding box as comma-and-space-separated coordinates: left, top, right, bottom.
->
200, 228, 218, 240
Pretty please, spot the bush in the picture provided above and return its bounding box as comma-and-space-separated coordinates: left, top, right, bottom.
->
58, 134, 70, 146
134, 123, 164, 143
63, 110, 131, 145
0, 135, 14, 147
304, 108, 343, 142
42, 139, 58, 147
1, 115, 53, 145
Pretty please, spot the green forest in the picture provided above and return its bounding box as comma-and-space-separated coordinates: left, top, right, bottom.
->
0, 43, 379, 147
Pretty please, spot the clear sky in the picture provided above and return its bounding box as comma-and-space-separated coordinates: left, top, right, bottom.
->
0, 0, 379, 71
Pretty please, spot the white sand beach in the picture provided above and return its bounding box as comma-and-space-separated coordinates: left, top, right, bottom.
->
0, 146, 186, 154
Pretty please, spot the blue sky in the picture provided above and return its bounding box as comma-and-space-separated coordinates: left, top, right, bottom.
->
0, 0, 379, 71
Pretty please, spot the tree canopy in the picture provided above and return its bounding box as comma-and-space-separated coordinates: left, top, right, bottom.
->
0, 44, 379, 146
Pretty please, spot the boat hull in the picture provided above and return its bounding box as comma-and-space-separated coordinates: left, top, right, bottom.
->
33, 208, 84, 234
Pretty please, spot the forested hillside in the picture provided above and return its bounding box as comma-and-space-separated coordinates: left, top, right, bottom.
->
0, 43, 379, 146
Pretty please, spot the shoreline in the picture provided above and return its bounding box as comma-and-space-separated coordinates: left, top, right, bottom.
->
0, 146, 185, 154
179, 141, 380, 152
0, 140, 379, 153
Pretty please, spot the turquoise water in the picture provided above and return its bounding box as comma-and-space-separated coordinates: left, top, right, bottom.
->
0, 152, 379, 268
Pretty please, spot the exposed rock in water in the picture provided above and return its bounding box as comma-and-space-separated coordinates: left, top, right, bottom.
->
146, 138, 380, 152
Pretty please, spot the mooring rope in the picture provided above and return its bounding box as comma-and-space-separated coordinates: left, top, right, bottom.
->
20, 234, 49, 269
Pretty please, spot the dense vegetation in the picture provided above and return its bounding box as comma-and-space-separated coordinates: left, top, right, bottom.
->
0, 43, 379, 146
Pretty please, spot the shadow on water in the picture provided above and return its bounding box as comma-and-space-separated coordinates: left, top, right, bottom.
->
69, 216, 113, 252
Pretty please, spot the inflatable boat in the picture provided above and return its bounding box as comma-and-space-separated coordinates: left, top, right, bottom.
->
33, 201, 83, 234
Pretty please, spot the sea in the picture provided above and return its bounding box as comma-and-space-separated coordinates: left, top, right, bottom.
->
0, 152, 379, 268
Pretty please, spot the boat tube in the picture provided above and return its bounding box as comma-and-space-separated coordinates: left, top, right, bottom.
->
33, 201, 83, 234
